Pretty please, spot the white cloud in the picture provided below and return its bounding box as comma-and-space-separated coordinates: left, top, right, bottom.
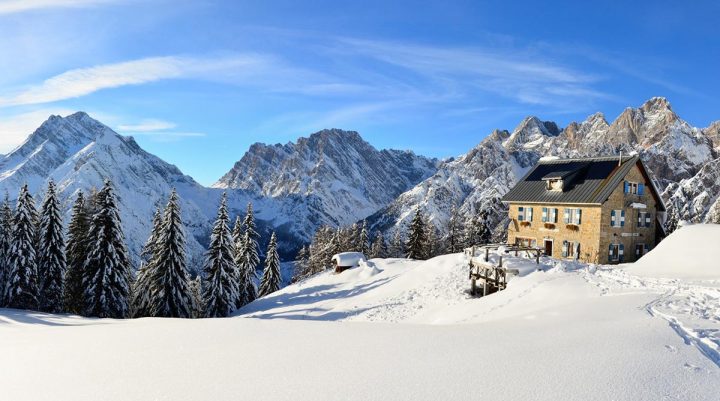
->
117, 119, 177, 132
0, 108, 75, 153
0, 54, 353, 108
0, 0, 120, 15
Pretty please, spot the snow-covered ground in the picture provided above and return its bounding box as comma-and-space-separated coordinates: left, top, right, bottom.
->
1, 225, 719, 400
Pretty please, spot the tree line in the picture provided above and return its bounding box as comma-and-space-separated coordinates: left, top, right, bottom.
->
293, 205, 494, 281
0, 180, 282, 318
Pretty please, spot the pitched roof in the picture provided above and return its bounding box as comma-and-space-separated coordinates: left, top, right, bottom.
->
501, 155, 664, 210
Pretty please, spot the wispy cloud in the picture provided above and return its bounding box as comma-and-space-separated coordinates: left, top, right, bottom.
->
116, 118, 205, 142
0, 0, 121, 15
0, 53, 357, 108
0, 108, 75, 153
331, 38, 610, 108
117, 119, 177, 132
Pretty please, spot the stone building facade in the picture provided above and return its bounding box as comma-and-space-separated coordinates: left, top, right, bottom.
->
502, 155, 665, 264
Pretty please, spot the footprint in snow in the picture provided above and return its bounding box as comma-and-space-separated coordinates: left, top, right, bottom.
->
683, 363, 703, 373
664, 345, 677, 353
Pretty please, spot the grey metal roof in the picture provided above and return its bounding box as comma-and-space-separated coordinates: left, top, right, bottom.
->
502, 155, 648, 205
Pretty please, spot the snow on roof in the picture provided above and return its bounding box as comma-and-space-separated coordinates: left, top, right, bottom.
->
331, 252, 366, 267
630, 202, 647, 209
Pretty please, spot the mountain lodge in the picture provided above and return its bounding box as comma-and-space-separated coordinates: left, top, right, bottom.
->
501, 155, 666, 264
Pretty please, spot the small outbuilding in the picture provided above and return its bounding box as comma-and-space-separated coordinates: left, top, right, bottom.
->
331, 252, 367, 273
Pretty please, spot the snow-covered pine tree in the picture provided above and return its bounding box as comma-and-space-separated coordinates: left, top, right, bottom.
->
148, 190, 193, 318
370, 232, 386, 259
0, 195, 13, 307
130, 208, 162, 318
6, 185, 40, 310
258, 232, 281, 297
359, 220, 370, 256
389, 228, 404, 258
82, 180, 133, 318
235, 230, 258, 308
292, 245, 309, 282
37, 180, 66, 313
405, 208, 428, 260
189, 275, 205, 318
425, 219, 438, 259
232, 215, 243, 248
242, 203, 260, 260
202, 193, 239, 318
63, 192, 90, 314
447, 205, 464, 253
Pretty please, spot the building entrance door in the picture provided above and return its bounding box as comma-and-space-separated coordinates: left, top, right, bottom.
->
544, 239, 553, 257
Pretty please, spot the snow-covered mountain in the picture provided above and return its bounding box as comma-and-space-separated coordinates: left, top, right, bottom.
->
0, 112, 245, 266
214, 128, 438, 235
368, 97, 720, 238
0, 116, 438, 263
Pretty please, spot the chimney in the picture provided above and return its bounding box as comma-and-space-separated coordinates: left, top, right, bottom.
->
618, 151, 623, 166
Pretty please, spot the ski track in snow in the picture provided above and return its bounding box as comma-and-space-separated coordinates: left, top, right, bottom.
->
578, 265, 720, 368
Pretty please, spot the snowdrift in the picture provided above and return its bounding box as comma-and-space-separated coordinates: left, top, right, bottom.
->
627, 224, 720, 280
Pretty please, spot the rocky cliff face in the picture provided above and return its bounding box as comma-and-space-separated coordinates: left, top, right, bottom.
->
214, 128, 438, 233
368, 97, 720, 240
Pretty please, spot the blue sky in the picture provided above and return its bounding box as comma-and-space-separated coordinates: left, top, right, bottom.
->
0, 0, 718, 185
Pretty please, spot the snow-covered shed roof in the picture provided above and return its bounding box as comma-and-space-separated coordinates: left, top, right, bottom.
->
331, 252, 366, 267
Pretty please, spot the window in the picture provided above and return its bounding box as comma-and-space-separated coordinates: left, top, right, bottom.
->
564, 208, 582, 225
610, 210, 625, 227
562, 241, 577, 258
609, 243, 624, 262
637, 212, 652, 228
549, 208, 557, 223
635, 243, 650, 257
518, 206, 525, 221
516, 237, 537, 247
624, 181, 645, 196
542, 207, 558, 223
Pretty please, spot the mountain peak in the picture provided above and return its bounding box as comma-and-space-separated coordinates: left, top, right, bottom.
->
640, 97, 672, 113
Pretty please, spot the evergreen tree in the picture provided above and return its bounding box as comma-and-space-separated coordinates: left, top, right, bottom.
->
148, 190, 193, 318
64, 192, 90, 314
426, 219, 438, 259
405, 208, 428, 260
389, 229, 404, 258
37, 181, 66, 313
242, 203, 260, 262
293, 245, 309, 282
235, 230, 258, 308
202, 193, 239, 317
6, 184, 39, 310
82, 180, 133, 318
358, 220, 370, 255
232, 215, 243, 249
258, 232, 281, 297
477, 210, 492, 245
130, 208, 162, 318
189, 275, 205, 318
447, 205, 464, 253
664, 210, 679, 235
0, 195, 13, 307
370, 232, 386, 259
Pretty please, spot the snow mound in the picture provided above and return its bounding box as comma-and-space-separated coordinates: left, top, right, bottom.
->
626, 224, 720, 280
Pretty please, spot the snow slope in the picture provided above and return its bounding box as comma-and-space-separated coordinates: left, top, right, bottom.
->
2, 226, 720, 400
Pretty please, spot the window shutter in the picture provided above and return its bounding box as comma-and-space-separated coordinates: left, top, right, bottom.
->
552, 208, 558, 223
542, 207, 548, 222
562, 241, 568, 257
609, 244, 613, 256
635, 246, 641, 256
624, 181, 629, 193
564, 209, 570, 224
644, 244, 650, 253
610, 210, 616, 227
638, 183, 645, 195
645, 213, 651, 227
619, 244, 624, 262
575, 208, 582, 224
527, 208, 533, 221
518, 206, 524, 221
620, 210, 625, 227
575, 243, 580, 260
